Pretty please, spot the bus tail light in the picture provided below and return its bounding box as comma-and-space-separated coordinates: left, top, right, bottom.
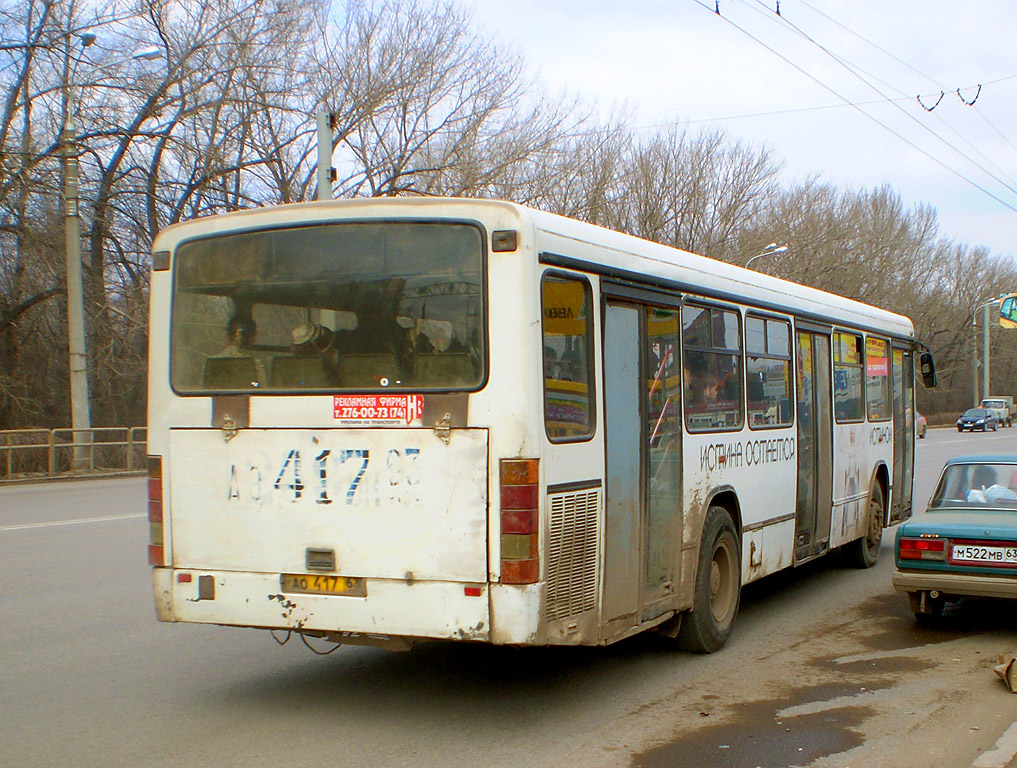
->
148, 455, 165, 566
500, 458, 539, 584
898, 536, 946, 561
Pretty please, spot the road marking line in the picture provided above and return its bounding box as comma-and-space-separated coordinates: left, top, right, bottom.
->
0, 513, 144, 532
934, 434, 1014, 446
972, 720, 1017, 768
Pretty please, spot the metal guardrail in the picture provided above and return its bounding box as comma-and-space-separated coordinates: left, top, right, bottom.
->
0, 427, 147, 483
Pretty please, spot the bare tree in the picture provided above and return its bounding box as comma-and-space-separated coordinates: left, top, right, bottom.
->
317, 1, 574, 201
622, 126, 781, 258
0, 0, 1010, 430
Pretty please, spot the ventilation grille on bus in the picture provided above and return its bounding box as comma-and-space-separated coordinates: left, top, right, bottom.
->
545, 488, 600, 622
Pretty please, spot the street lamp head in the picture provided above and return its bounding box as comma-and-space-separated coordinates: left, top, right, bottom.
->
132, 45, 162, 62
76, 31, 97, 48
745, 242, 790, 268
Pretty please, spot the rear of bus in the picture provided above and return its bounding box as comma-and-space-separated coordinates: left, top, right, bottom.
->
147, 199, 546, 648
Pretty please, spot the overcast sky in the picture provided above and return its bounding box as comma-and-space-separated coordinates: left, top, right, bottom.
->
454, 0, 1017, 258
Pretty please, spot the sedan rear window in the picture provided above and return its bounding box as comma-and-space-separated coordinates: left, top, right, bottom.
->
930, 463, 1017, 508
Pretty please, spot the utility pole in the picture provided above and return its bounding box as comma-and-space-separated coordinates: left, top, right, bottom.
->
972, 296, 1003, 406
63, 64, 92, 470
61, 36, 161, 470
983, 301, 991, 402
972, 313, 979, 408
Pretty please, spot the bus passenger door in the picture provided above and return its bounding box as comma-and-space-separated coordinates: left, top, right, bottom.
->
603, 301, 683, 629
890, 346, 915, 522
603, 303, 642, 625
642, 306, 682, 620
794, 330, 833, 562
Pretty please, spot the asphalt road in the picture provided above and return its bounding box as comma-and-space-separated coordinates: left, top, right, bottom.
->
2, 428, 1017, 768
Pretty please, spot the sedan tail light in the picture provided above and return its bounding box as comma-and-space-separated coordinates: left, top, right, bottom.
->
899, 536, 946, 561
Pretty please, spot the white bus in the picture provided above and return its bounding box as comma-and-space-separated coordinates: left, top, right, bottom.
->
147, 197, 935, 653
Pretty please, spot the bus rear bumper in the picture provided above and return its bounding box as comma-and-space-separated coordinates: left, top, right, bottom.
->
152, 567, 492, 643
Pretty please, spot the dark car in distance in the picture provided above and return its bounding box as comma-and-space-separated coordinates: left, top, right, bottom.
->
893, 455, 1017, 623
956, 408, 998, 432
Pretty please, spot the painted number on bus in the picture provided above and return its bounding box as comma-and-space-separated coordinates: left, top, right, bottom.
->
225, 447, 422, 507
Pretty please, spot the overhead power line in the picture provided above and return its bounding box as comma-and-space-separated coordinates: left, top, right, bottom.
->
747, 0, 1017, 198
693, 0, 1017, 215
790, 0, 1017, 163
647, 81, 1012, 128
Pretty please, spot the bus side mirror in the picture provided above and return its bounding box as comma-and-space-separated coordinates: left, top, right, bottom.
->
919, 351, 937, 388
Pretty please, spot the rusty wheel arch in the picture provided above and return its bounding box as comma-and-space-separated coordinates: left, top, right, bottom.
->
869, 461, 890, 522
703, 486, 742, 537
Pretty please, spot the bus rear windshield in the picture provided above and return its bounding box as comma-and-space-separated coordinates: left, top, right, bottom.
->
170, 221, 485, 393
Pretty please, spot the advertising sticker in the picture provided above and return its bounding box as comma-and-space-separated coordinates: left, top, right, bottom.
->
333, 394, 424, 426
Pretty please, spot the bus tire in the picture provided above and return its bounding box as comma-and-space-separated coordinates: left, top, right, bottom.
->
844, 482, 884, 569
677, 506, 740, 653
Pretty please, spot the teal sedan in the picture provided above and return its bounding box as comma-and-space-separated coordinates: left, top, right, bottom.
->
893, 455, 1017, 623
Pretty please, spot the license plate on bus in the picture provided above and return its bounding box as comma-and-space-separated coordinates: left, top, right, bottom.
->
280, 573, 367, 597
950, 544, 1017, 566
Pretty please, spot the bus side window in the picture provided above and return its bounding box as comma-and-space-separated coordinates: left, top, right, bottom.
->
746, 315, 792, 429
833, 332, 864, 422
865, 337, 891, 421
682, 304, 744, 432
541, 274, 595, 442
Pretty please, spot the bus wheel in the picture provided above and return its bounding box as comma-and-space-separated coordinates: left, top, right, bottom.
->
844, 482, 884, 569
678, 506, 740, 653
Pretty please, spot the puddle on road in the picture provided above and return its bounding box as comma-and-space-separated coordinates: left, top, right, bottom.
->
845, 591, 1017, 655
846, 592, 944, 654
632, 699, 872, 768
630, 677, 885, 768
632, 570, 1017, 768
630, 595, 934, 768
823, 591, 980, 656
826, 655, 931, 675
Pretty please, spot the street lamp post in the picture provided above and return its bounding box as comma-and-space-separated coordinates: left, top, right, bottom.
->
62, 36, 161, 469
745, 242, 789, 270
971, 296, 1003, 407
62, 86, 88, 469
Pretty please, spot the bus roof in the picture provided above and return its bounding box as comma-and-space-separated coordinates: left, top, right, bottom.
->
523, 205, 913, 340
153, 196, 915, 340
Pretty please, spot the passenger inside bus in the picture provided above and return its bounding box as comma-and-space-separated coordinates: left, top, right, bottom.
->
203, 313, 265, 388
543, 346, 558, 377
684, 353, 743, 429
269, 322, 338, 389
557, 349, 584, 382
221, 314, 257, 358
